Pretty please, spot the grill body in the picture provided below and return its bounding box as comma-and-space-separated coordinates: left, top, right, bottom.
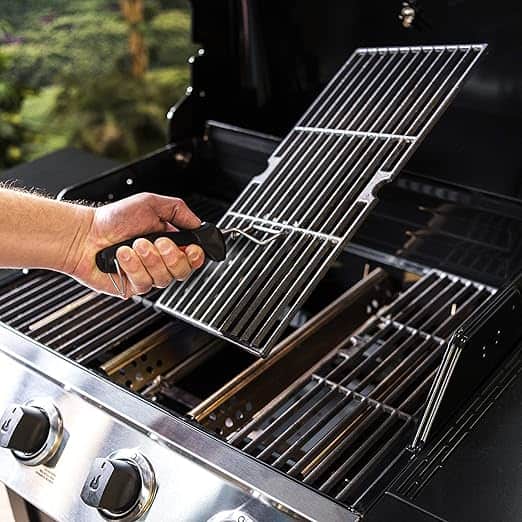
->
0, 127, 521, 521
1, 1, 522, 519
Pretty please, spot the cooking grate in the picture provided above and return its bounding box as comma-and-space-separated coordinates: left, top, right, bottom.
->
157, 44, 487, 357
225, 271, 494, 511
0, 271, 168, 366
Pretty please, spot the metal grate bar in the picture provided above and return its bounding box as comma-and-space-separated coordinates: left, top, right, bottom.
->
294, 126, 417, 142
226, 211, 343, 243
269, 389, 358, 469
0, 271, 168, 367
368, 339, 441, 405
31, 294, 111, 340
285, 381, 410, 477
318, 411, 405, 490
384, 275, 454, 322
10, 285, 92, 331
432, 287, 491, 338
74, 310, 164, 364
284, 337, 438, 478
378, 272, 439, 316
335, 418, 413, 502
231, 346, 354, 448
54, 302, 147, 354
394, 279, 467, 329
44, 299, 131, 349
0, 272, 59, 312
346, 334, 439, 400
0, 277, 76, 323
27, 292, 99, 333
308, 371, 435, 489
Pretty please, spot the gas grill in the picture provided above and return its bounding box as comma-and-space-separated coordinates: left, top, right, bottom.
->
1, 2, 522, 521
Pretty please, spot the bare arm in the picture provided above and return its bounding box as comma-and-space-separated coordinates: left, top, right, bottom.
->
0, 188, 205, 297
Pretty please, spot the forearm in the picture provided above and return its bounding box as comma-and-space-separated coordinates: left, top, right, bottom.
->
0, 188, 94, 273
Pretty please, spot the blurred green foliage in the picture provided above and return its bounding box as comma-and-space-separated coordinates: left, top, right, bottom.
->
0, 25, 34, 168
53, 66, 190, 160
0, 0, 194, 167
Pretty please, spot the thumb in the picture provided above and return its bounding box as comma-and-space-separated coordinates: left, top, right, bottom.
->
149, 194, 201, 229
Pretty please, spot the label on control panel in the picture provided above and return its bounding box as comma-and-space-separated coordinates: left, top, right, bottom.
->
36, 467, 56, 485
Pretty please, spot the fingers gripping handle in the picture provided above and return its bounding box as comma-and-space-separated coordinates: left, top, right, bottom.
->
95, 222, 227, 274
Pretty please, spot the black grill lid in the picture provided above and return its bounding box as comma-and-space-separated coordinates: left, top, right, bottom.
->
186, 0, 522, 199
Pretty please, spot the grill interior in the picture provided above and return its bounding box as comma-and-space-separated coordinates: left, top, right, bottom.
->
157, 44, 486, 357
357, 177, 522, 286
196, 271, 494, 511
0, 132, 500, 515
0, 261, 495, 514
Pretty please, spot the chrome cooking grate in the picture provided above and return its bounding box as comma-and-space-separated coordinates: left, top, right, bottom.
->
157, 44, 487, 357
226, 271, 495, 510
0, 271, 168, 365
0, 269, 252, 398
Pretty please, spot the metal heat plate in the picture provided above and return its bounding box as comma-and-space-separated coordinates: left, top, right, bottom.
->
157, 44, 487, 357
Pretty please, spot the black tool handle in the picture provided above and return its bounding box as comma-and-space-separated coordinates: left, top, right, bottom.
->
95, 222, 226, 274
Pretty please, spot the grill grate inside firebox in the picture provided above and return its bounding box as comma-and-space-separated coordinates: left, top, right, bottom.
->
225, 271, 494, 510
0, 271, 169, 365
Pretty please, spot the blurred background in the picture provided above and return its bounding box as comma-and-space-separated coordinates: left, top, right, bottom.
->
0, 0, 194, 171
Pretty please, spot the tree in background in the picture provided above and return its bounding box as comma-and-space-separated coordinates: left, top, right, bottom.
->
0, 1, 194, 165
120, 0, 148, 78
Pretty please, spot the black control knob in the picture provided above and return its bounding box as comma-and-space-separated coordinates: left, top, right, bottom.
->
0, 404, 50, 454
81, 457, 142, 515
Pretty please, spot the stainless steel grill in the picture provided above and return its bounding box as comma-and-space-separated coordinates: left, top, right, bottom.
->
157, 44, 487, 357
0, 270, 258, 407
203, 271, 495, 510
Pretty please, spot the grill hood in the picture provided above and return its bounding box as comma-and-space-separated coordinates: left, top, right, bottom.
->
180, 0, 522, 199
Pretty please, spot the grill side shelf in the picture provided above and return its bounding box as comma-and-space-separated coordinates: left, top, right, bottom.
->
413, 272, 522, 448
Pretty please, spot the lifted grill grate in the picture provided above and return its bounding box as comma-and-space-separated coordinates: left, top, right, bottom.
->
157, 44, 487, 357
226, 271, 494, 511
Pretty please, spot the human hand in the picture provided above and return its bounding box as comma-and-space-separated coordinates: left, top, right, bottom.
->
66, 193, 205, 297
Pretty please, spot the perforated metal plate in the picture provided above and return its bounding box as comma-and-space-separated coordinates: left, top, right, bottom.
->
157, 44, 487, 357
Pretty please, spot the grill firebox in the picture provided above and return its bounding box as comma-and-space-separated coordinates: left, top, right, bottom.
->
0, 263, 494, 515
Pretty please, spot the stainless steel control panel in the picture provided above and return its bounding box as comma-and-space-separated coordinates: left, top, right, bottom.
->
0, 345, 296, 522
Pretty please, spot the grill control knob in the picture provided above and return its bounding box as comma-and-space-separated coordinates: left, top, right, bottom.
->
0, 399, 63, 465
81, 449, 156, 521
0, 404, 49, 453
81, 458, 141, 514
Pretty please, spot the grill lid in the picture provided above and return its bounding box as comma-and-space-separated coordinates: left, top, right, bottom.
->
157, 44, 487, 357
